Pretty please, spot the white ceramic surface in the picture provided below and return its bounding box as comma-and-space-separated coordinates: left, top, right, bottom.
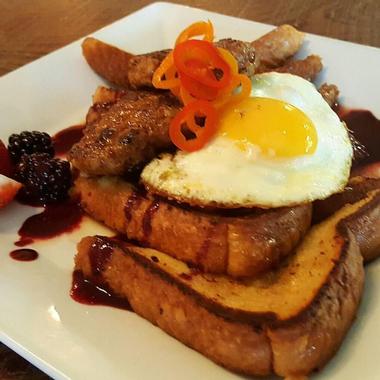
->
1, 2, 380, 379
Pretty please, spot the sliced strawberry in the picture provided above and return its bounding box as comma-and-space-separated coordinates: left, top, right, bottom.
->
0, 139, 14, 178
0, 174, 22, 208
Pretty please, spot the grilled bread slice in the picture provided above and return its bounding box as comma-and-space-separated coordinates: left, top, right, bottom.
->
74, 175, 312, 278
313, 176, 380, 261
74, 190, 380, 377
313, 176, 380, 223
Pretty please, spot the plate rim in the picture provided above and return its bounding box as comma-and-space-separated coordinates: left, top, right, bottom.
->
1, 2, 380, 379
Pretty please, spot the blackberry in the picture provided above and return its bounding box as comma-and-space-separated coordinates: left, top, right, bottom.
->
8, 131, 54, 163
15, 153, 72, 203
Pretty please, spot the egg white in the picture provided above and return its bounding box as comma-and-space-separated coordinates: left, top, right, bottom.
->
141, 73, 353, 208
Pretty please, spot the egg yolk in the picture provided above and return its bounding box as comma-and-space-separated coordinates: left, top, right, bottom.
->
218, 97, 318, 157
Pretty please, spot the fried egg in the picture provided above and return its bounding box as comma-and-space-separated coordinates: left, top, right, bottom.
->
141, 73, 353, 208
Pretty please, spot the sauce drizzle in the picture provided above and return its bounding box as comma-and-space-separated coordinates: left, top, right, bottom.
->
71, 270, 132, 310
88, 236, 115, 276
142, 201, 160, 242
336, 107, 380, 168
124, 192, 143, 224
9, 249, 39, 261
52, 124, 85, 157
15, 198, 83, 246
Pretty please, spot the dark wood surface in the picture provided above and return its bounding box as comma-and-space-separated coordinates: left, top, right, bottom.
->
1, 0, 380, 77
1, 0, 379, 379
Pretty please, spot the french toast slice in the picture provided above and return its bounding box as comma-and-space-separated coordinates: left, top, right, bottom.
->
74, 190, 380, 377
74, 175, 312, 278
313, 176, 380, 223
313, 176, 380, 261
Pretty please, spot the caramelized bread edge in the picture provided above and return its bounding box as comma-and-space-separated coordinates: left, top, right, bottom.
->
74, 221, 363, 377
74, 175, 312, 278
73, 192, 379, 376
75, 190, 379, 324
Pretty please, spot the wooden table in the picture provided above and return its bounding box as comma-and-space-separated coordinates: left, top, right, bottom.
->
0, 0, 379, 378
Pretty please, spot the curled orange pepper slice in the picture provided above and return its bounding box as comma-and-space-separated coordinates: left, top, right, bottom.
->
169, 100, 218, 152
175, 20, 214, 45
217, 48, 239, 75
225, 74, 252, 106
179, 86, 196, 105
174, 40, 231, 89
180, 72, 220, 101
164, 64, 181, 97
152, 52, 180, 89
152, 20, 253, 152
210, 74, 252, 109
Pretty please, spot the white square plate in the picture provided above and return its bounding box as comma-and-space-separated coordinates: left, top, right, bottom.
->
1, 2, 380, 379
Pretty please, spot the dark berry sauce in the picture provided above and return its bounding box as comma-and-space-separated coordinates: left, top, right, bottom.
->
71, 270, 132, 310
71, 237, 132, 310
88, 236, 115, 276
8, 124, 84, 258
142, 201, 160, 242
15, 198, 83, 246
52, 124, 84, 157
14, 237, 34, 247
124, 192, 143, 224
15, 191, 46, 207
9, 248, 39, 261
336, 107, 380, 168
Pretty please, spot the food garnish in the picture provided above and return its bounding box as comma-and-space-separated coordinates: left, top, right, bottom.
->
175, 20, 214, 45
15, 153, 72, 204
169, 100, 218, 152
173, 40, 232, 91
0, 139, 14, 178
0, 174, 21, 209
8, 131, 54, 163
152, 21, 252, 152
0, 140, 19, 207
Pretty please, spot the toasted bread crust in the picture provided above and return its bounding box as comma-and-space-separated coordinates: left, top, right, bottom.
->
268, 230, 363, 376
344, 190, 380, 262
74, 176, 312, 277
313, 176, 380, 263
313, 177, 380, 261
76, 191, 379, 320
74, 218, 364, 377
313, 177, 380, 222
75, 191, 380, 377
73, 192, 380, 376
76, 237, 273, 376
